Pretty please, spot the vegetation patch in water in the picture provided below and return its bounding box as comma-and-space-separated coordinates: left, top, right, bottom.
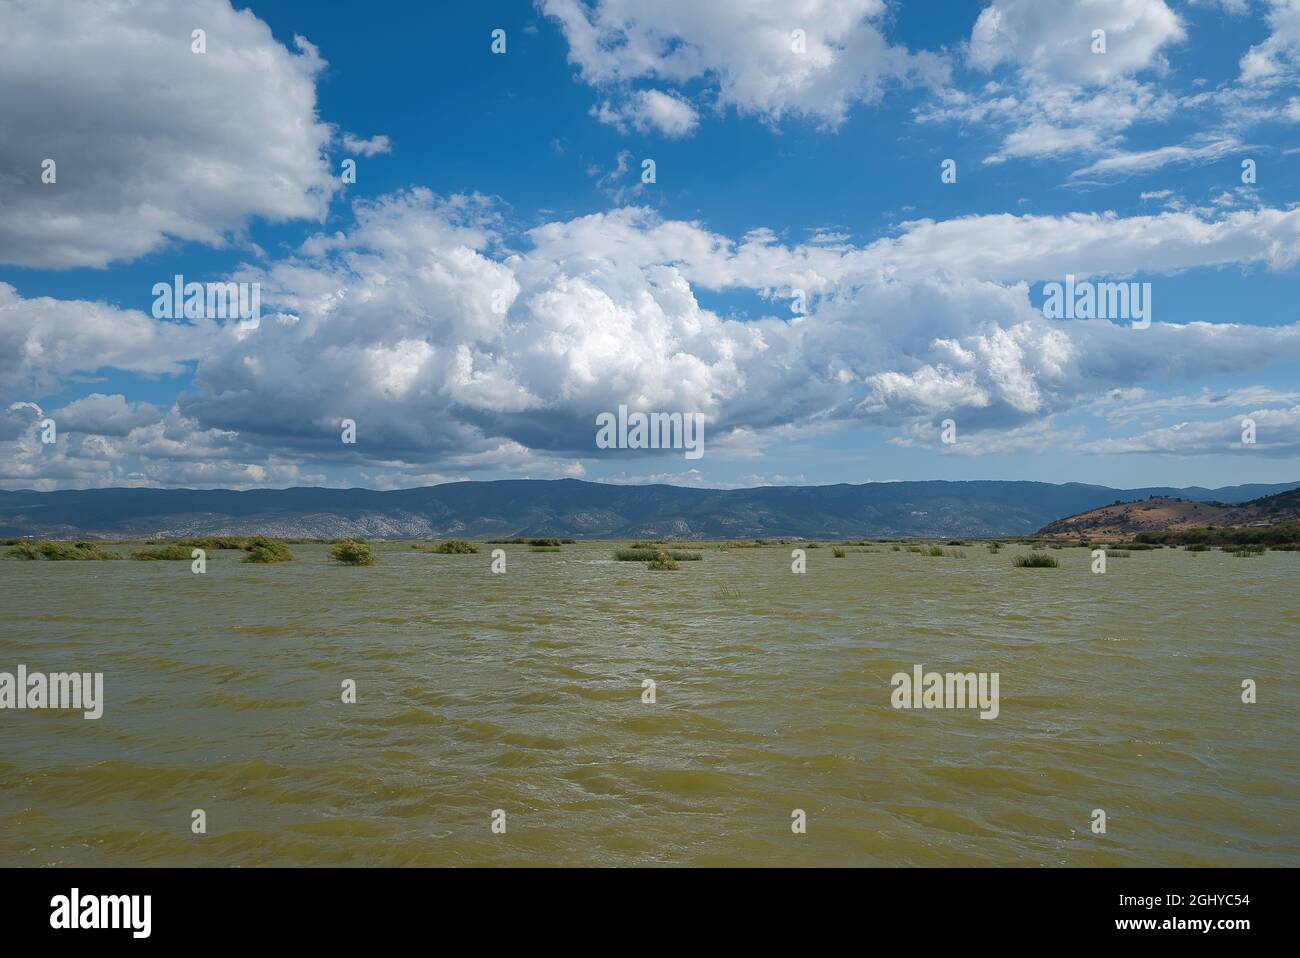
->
1226, 544, 1266, 557
428, 539, 478, 554
242, 537, 294, 563
330, 539, 375, 565
7, 540, 122, 561
131, 544, 194, 560
1137, 522, 1300, 547
646, 550, 679, 571
177, 536, 254, 550
6, 540, 41, 560
1014, 553, 1059, 568
615, 548, 702, 562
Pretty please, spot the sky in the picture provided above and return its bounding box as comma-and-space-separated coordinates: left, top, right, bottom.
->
1, 0, 1299, 492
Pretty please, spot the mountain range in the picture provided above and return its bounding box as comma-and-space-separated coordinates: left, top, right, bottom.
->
3, 478, 1299, 540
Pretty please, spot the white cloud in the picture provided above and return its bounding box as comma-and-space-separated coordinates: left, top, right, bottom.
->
342, 133, 392, 157
591, 89, 700, 137
969, 0, 1185, 84
890, 417, 1082, 456
173, 197, 1300, 469
54, 394, 163, 436
542, 0, 945, 128
1239, 0, 1300, 81
7, 191, 1300, 485
933, 1, 1213, 175
1071, 134, 1242, 179
0, 283, 208, 394
0, 400, 325, 490
588, 150, 646, 203
1080, 405, 1300, 455
922, 74, 1179, 170
0, 0, 336, 268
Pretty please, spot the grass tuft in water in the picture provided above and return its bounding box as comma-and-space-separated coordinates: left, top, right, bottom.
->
1014, 553, 1059, 568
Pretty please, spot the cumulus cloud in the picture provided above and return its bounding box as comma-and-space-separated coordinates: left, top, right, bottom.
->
969, 0, 1185, 83
542, 0, 944, 128
0, 0, 336, 268
0, 400, 327, 490
590, 89, 700, 137
54, 394, 163, 436
925, 0, 1238, 176
166, 196, 1300, 469
0, 283, 208, 394
5, 186, 1300, 486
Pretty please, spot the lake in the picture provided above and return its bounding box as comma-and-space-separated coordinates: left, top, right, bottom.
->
1, 541, 1296, 866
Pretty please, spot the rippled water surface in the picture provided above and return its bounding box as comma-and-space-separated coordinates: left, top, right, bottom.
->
1, 541, 1297, 866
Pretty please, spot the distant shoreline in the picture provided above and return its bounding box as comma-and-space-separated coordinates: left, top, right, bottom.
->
4, 477, 1299, 542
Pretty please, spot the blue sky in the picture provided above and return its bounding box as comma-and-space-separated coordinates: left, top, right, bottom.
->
2, 0, 1299, 491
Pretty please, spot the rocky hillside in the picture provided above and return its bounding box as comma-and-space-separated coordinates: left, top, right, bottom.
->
1037, 488, 1300, 539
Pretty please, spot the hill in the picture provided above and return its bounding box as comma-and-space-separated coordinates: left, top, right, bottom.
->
1036, 487, 1300, 540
